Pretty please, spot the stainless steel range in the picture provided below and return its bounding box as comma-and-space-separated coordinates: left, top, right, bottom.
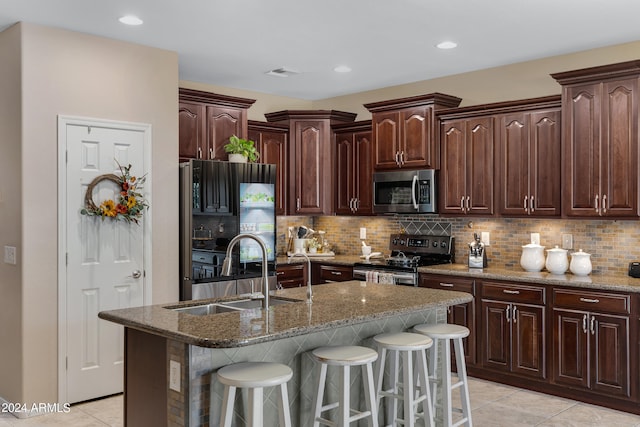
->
353, 233, 455, 286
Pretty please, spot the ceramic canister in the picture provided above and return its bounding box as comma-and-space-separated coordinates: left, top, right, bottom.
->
545, 245, 569, 275
520, 243, 545, 272
570, 249, 592, 276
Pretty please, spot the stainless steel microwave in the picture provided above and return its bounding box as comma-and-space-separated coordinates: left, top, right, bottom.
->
373, 169, 437, 214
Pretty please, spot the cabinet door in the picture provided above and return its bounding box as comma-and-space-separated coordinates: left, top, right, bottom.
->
591, 313, 630, 397
206, 106, 246, 161
372, 111, 400, 169
335, 132, 355, 215
563, 83, 601, 217
251, 129, 287, 215
400, 106, 434, 169
553, 309, 589, 389
440, 119, 467, 214
179, 101, 205, 160
466, 117, 494, 215
293, 120, 328, 214
529, 110, 561, 216
600, 79, 638, 217
497, 113, 529, 216
276, 264, 306, 289
512, 303, 546, 379
481, 300, 510, 371
354, 131, 373, 214
201, 161, 231, 214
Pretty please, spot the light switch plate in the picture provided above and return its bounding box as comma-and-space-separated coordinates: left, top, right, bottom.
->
481, 232, 490, 246
169, 360, 180, 392
360, 227, 367, 240
530, 233, 540, 245
4, 246, 16, 265
561, 234, 573, 249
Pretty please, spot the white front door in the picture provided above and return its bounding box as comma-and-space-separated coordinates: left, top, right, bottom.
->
60, 119, 149, 403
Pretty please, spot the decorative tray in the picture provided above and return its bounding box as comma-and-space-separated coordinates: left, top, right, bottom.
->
287, 251, 336, 258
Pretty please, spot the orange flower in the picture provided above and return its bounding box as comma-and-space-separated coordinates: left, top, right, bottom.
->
116, 204, 128, 214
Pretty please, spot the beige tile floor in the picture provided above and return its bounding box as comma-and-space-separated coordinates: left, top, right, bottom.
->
1, 378, 640, 426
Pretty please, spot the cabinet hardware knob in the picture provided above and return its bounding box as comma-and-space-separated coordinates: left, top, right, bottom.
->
503, 289, 520, 294
579, 297, 599, 303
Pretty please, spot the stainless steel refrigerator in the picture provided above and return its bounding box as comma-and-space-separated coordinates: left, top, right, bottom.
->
179, 160, 277, 301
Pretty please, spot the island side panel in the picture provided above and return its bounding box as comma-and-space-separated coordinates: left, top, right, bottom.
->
125, 328, 168, 427
188, 307, 446, 427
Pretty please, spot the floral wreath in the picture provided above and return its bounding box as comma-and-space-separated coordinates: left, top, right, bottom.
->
81, 162, 148, 224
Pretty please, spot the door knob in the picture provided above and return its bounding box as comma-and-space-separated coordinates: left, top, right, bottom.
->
129, 270, 142, 279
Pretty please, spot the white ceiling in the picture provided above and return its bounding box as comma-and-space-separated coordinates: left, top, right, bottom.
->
1, 0, 640, 100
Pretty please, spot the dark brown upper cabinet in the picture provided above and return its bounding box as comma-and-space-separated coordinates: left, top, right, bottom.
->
333, 121, 373, 215
364, 93, 461, 170
265, 110, 356, 215
178, 88, 255, 162
552, 61, 640, 218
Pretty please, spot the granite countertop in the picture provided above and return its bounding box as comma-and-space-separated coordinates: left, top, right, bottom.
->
276, 254, 362, 266
419, 263, 640, 293
98, 281, 471, 348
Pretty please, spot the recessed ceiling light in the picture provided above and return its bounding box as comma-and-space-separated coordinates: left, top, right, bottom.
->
119, 15, 143, 26
436, 41, 457, 49
334, 65, 352, 73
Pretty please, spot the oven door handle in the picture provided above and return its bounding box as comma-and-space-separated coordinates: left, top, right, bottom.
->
411, 174, 419, 210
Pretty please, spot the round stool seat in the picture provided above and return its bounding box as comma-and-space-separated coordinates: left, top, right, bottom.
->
373, 332, 433, 351
217, 362, 293, 388
312, 345, 378, 366
414, 323, 469, 340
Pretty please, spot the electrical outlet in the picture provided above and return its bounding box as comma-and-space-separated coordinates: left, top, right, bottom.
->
561, 234, 573, 249
4, 246, 16, 265
169, 360, 180, 392
360, 227, 367, 240
530, 233, 540, 245
481, 232, 490, 246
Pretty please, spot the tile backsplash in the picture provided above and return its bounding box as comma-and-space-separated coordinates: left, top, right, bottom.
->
277, 215, 640, 276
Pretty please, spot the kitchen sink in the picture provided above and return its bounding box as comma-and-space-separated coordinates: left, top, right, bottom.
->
168, 297, 297, 316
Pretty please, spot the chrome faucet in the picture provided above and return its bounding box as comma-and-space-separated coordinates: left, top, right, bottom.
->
288, 252, 313, 304
221, 234, 271, 310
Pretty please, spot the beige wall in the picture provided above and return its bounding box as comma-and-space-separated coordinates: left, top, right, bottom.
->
0, 24, 24, 404
0, 22, 179, 405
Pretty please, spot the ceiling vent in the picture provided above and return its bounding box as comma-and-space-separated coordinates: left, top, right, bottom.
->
265, 67, 300, 78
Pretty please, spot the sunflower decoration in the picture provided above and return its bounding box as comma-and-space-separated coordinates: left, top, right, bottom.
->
81, 162, 148, 224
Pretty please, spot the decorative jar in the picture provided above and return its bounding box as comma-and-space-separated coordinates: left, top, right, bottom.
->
545, 246, 568, 275
520, 243, 545, 272
570, 249, 592, 276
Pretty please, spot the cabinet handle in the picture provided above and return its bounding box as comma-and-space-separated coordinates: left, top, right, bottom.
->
506, 305, 511, 323
530, 196, 535, 212
209, 148, 213, 160
524, 196, 528, 212
460, 196, 465, 211
602, 195, 607, 213
439, 283, 455, 287
582, 314, 588, 333
590, 315, 596, 335
296, 198, 301, 211
579, 297, 600, 304
503, 289, 520, 295
466, 196, 470, 211
395, 151, 400, 166
400, 151, 405, 165
512, 305, 517, 323
197, 147, 202, 159
276, 271, 284, 276
594, 194, 599, 213
355, 198, 360, 211
330, 271, 342, 276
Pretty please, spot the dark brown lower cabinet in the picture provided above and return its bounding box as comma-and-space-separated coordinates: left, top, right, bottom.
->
553, 309, 630, 398
312, 263, 353, 285
276, 263, 307, 289
419, 274, 476, 367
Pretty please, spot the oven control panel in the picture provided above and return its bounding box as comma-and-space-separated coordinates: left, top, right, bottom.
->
389, 234, 453, 255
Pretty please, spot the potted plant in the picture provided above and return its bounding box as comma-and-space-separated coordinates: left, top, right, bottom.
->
224, 135, 259, 163
307, 238, 321, 254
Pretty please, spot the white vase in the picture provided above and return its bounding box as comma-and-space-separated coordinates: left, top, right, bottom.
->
228, 153, 247, 163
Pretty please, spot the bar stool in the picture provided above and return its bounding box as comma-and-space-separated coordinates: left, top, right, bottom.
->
373, 332, 435, 427
413, 323, 472, 427
310, 345, 379, 427
217, 361, 293, 427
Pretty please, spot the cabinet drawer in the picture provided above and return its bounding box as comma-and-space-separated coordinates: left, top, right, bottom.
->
420, 274, 474, 294
276, 264, 305, 280
553, 288, 630, 314
319, 265, 353, 282
481, 281, 545, 304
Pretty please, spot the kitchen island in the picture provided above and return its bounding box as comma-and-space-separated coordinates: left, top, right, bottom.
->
99, 280, 471, 427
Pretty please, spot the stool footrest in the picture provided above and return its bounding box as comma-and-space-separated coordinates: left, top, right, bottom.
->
452, 416, 470, 427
